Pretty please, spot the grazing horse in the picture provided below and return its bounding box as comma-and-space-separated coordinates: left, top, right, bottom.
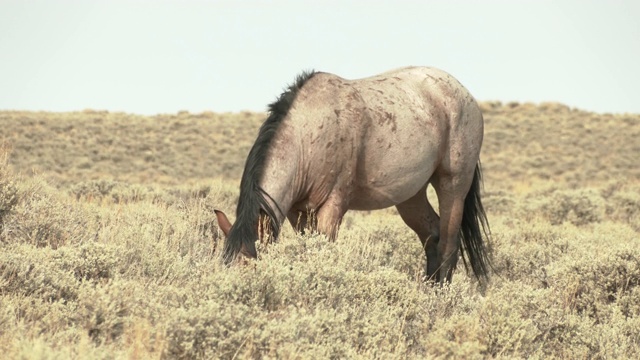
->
215, 66, 490, 283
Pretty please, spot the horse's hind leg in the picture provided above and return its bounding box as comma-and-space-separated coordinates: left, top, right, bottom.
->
395, 187, 441, 281
431, 173, 473, 283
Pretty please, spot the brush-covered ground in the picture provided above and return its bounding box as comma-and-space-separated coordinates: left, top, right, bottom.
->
1, 103, 639, 359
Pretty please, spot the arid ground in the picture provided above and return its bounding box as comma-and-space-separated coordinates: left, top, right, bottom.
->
1, 102, 639, 358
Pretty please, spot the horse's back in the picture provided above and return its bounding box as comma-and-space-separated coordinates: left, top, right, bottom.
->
354, 66, 479, 119
282, 66, 483, 210
338, 67, 482, 209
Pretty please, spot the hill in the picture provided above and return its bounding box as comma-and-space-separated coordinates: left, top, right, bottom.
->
2, 102, 638, 189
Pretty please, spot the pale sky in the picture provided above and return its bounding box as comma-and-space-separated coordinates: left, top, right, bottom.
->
1, 0, 638, 115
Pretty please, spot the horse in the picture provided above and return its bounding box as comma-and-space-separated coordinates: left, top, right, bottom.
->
214, 66, 490, 283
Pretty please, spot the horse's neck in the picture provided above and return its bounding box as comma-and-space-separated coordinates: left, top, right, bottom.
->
259, 145, 303, 224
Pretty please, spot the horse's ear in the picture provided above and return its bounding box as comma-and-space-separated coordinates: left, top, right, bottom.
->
214, 210, 232, 236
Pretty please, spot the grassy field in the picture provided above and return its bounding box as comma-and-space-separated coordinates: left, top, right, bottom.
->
1, 103, 639, 359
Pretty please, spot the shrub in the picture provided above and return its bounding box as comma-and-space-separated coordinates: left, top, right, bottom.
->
0, 244, 80, 302
2, 107, 640, 358
551, 244, 640, 321
529, 188, 605, 226
607, 188, 640, 231
70, 179, 169, 204
0, 146, 18, 230
2, 179, 95, 248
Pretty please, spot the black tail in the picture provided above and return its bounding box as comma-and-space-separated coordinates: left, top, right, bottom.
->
459, 162, 491, 280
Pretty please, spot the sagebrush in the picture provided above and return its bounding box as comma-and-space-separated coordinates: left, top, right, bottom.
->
0, 104, 639, 359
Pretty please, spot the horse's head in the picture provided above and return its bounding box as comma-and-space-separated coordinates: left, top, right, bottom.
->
214, 209, 274, 264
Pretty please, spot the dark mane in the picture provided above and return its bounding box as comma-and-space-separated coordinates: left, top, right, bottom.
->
223, 70, 317, 263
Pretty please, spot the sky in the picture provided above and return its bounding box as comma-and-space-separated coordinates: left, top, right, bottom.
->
1, 0, 638, 115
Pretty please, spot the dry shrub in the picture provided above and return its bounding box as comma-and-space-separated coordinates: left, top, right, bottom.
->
2, 107, 640, 358
606, 187, 640, 231
489, 220, 572, 287
552, 244, 640, 321
476, 282, 594, 358
71, 179, 144, 202
160, 232, 483, 358
0, 110, 266, 186
483, 190, 516, 215
163, 300, 261, 359
0, 145, 18, 229
155, 230, 442, 358
75, 281, 141, 346
70, 179, 176, 205
608, 190, 640, 220
1, 244, 80, 302
0, 242, 126, 304
0, 297, 73, 356
62, 242, 123, 282
2, 180, 95, 248
423, 312, 486, 359
528, 188, 605, 226
0, 180, 18, 226
90, 203, 208, 282
2, 181, 640, 358
0, 283, 161, 359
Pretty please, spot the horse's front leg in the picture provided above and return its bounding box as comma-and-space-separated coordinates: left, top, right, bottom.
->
287, 209, 319, 235
287, 210, 307, 234
315, 195, 348, 241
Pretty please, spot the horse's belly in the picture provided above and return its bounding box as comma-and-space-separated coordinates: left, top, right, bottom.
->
349, 188, 410, 210
346, 120, 441, 211
349, 158, 435, 210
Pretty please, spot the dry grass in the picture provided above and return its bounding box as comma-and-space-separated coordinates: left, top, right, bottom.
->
0, 103, 639, 359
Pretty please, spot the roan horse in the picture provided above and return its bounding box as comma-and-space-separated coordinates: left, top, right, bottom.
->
215, 66, 490, 283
